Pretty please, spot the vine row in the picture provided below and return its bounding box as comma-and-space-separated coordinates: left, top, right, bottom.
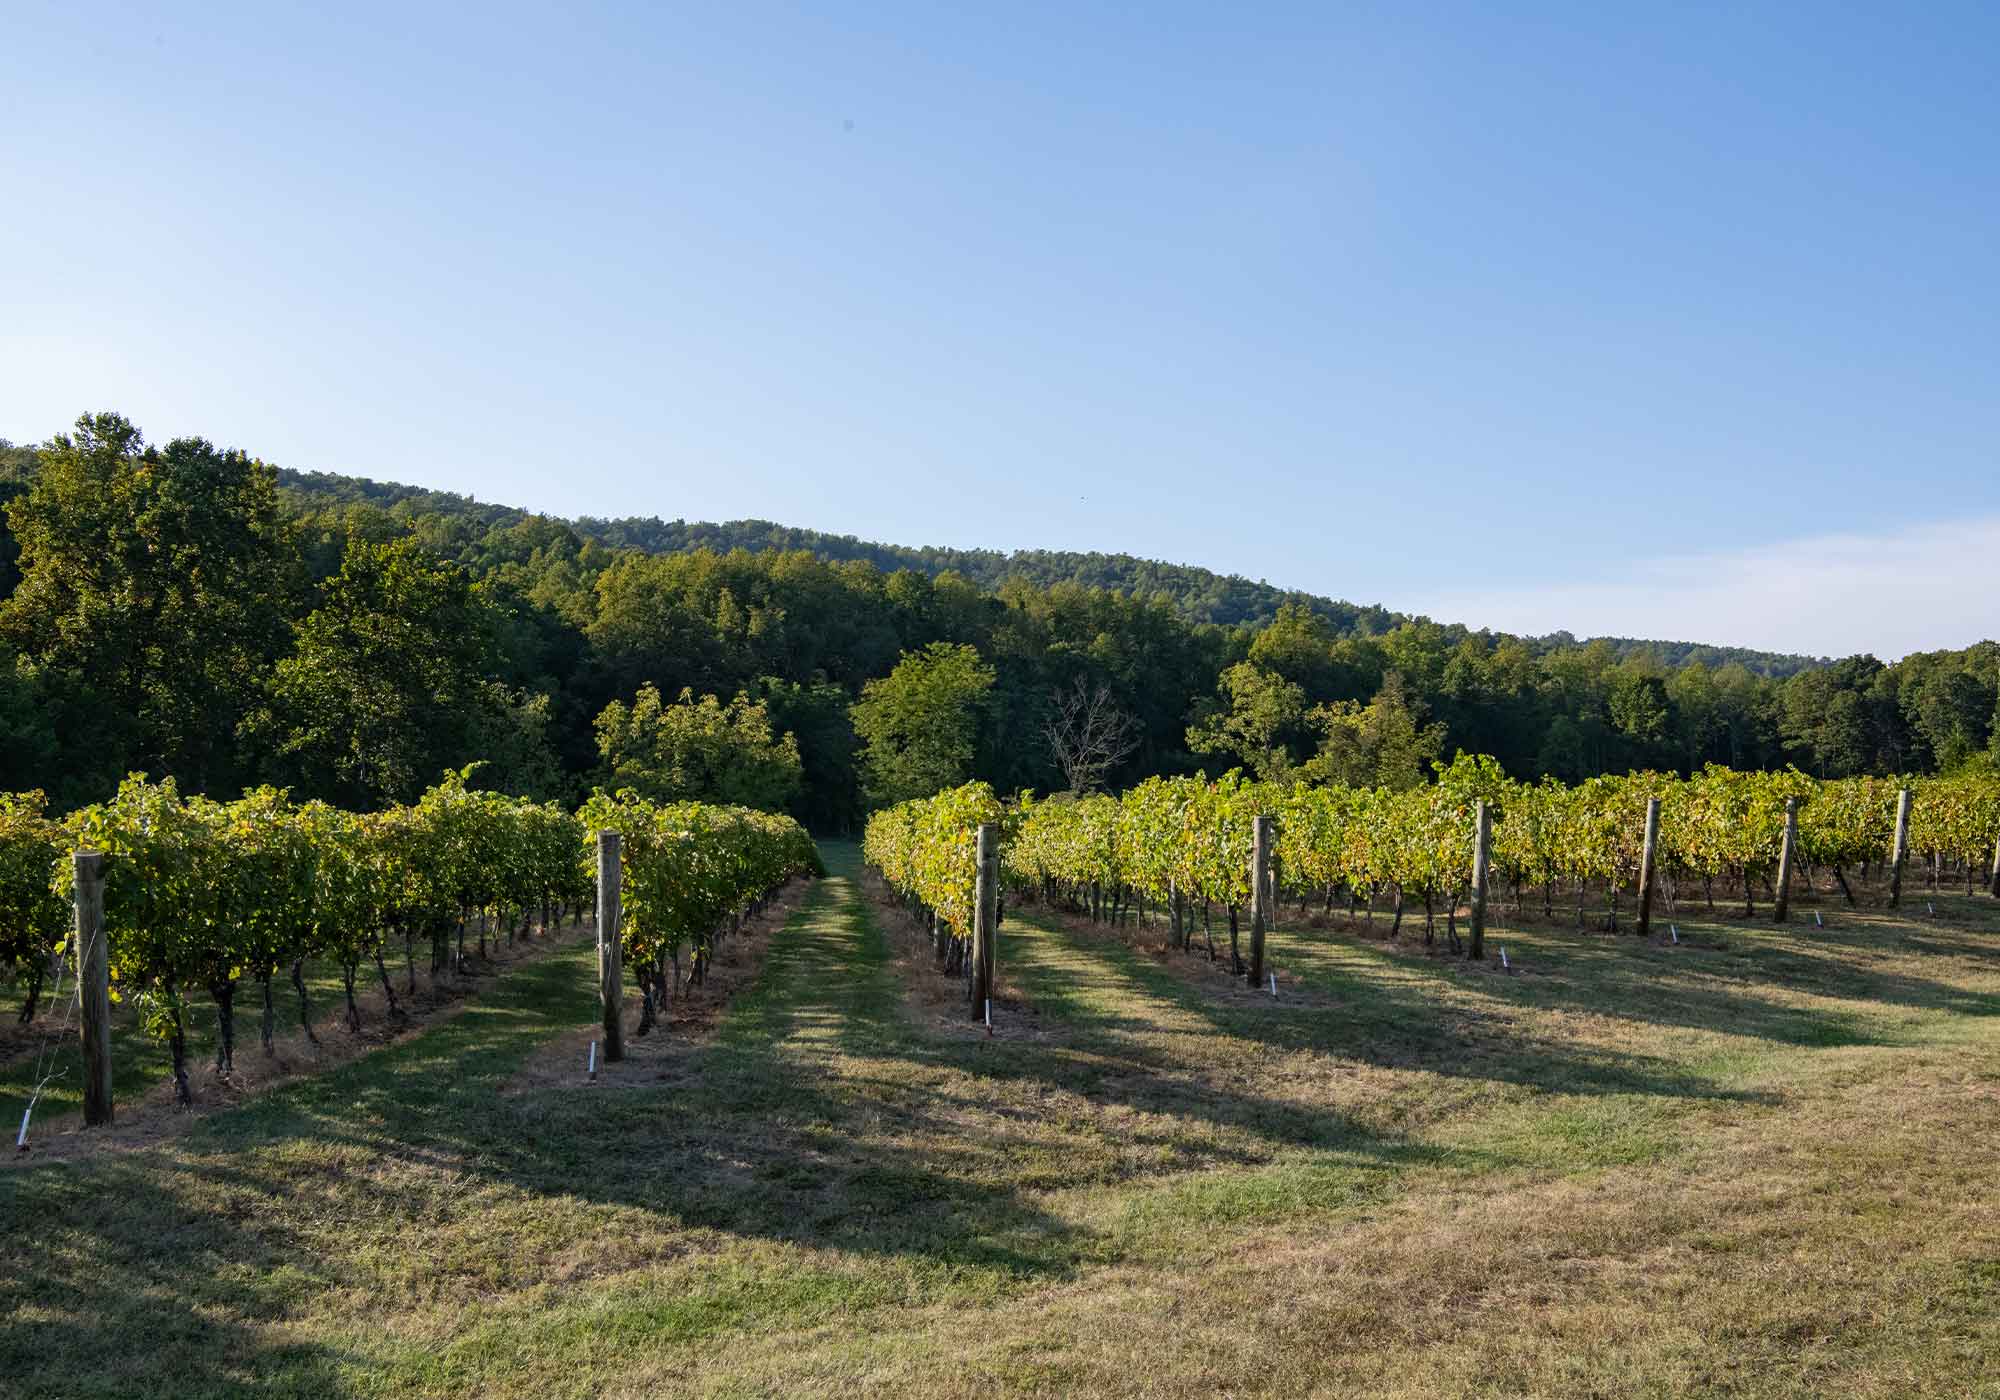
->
865, 763, 2000, 963
2, 774, 817, 1105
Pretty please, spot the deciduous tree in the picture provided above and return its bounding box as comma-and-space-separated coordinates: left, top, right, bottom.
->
262, 538, 536, 806
1, 413, 295, 790
594, 684, 803, 812
851, 642, 996, 807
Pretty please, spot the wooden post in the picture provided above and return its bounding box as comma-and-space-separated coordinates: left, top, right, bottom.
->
1635, 797, 1661, 940
971, 822, 998, 1020
596, 831, 624, 1063
75, 852, 113, 1127
1467, 800, 1491, 961
985, 839, 999, 1001
1888, 788, 1913, 908
1988, 827, 2000, 899
1773, 796, 1798, 923
1247, 815, 1273, 989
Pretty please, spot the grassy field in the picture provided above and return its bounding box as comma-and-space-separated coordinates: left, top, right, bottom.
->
4, 844, 1999, 1397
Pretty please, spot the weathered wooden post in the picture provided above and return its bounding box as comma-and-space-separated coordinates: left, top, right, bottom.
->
971, 822, 998, 1021
1773, 796, 1799, 923
76, 852, 113, 1127
596, 830, 624, 1063
1467, 800, 1491, 961
1635, 796, 1662, 940
1247, 815, 1273, 989
1888, 787, 1913, 908
987, 839, 1002, 997
1988, 827, 2000, 899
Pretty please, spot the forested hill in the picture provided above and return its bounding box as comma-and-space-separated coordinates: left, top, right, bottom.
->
272, 466, 1823, 678
7, 418, 1995, 831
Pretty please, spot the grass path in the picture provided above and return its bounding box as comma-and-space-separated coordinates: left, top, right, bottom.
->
5, 848, 2000, 1397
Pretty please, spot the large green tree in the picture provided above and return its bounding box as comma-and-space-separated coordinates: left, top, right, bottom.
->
1185, 661, 1310, 779
0, 413, 295, 790
1896, 648, 1998, 772
261, 538, 544, 806
850, 642, 996, 807
1779, 656, 1891, 776
593, 684, 803, 812
1303, 672, 1445, 790
1606, 662, 1671, 752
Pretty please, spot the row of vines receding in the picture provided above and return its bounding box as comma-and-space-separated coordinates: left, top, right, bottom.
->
865, 762, 2000, 970
2, 771, 819, 1106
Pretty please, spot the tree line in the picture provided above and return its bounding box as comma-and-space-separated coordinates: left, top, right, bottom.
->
2, 412, 1995, 829
265, 460, 1833, 666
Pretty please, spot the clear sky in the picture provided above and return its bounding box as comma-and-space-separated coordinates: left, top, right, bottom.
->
4, 2, 1997, 659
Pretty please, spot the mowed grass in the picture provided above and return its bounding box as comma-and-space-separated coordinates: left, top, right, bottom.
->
4, 848, 2000, 1397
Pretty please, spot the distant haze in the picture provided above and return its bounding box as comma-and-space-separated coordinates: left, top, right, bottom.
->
1410, 517, 2000, 661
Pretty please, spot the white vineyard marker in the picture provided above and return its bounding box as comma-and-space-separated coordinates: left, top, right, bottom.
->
1814, 909, 1823, 928
1499, 947, 1510, 970
1670, 924, 1680, 944
587, 1040, 598, 1078
1268, 972, 1277, 997
15, 1105, 30, 1151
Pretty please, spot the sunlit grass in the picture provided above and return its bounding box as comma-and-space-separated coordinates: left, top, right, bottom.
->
3, 846, 1998, 1397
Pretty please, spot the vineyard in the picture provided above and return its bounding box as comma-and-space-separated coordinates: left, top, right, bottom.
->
865, 762, 2000, 973
5, 763, 2000, 1396
0, 773, 817, 1125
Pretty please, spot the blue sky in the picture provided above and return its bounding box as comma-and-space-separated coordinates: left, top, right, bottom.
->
4, 2, 1997, 657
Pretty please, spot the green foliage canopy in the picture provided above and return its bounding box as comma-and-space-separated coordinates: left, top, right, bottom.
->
850, 642, 997, 808
593, 684, 803, 813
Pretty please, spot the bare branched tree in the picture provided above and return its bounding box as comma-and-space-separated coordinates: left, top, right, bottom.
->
1043, 677, 1140, 793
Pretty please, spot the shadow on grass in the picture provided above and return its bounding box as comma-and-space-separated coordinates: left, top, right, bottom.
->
18, 842, 1984, 1393
1000, 901, 1784, 1098
0, 1150, 365, 1398
1032, 888, 2000, 1063
453, 857, 1465, 1284
1403, 912, 2000, 1046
